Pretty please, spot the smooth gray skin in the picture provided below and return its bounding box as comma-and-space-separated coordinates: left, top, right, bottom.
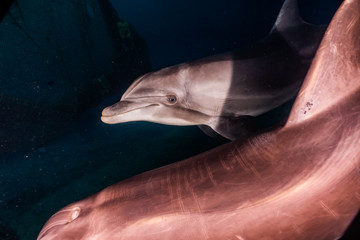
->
101, 0, 326, 140
38, 1, 360, 239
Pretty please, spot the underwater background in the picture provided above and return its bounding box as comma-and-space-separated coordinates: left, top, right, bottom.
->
0, 0, 356, 239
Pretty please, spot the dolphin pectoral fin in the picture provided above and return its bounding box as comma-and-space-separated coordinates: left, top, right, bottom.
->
207, 99, 294, 141
210, 116, 260, 141
198, 125, 228, 140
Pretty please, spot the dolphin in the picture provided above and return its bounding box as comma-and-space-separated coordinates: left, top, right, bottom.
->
38, 0, 360, 239
101, 0, 327, 140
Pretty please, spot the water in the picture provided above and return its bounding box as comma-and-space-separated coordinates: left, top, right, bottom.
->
0, 0, 343, 239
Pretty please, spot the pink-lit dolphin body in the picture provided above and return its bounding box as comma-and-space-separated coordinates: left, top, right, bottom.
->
38, 0, 360, 239
101, 0, 326, 140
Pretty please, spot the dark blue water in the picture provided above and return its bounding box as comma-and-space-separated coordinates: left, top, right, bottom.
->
110, 0, 340, 70
0, 1, 346, 239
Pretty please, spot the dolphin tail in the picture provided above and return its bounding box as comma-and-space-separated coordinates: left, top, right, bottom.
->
271, 0, 327, 58
285, 0, 360, 127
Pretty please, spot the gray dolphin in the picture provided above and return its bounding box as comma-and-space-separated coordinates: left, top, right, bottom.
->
101, 0, 326, 140
38, 0, 360, 239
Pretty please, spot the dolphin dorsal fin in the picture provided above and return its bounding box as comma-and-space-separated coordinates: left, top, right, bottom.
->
272, 0, 302, 32
270, 0, 327, 58
285, 0, 360, 127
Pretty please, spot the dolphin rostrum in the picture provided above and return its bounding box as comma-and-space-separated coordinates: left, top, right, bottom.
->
38, 0, 360, 239
101, 0, 326, 140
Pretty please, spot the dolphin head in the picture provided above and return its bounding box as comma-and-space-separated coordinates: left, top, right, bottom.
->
101, 64, 221, 127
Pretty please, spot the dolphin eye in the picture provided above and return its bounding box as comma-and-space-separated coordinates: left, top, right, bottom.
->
166, 95, 177, 104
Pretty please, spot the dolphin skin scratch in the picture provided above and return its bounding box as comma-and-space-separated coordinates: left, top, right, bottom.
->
101, 0, 326, 140
38, 0, 360, 239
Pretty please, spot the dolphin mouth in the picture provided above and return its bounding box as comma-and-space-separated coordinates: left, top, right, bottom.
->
101, 100, 158, 124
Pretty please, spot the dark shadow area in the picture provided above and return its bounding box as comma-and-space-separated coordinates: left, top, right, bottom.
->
0, 0, 15, 22
340, 211, 360, 240
216, 30, 319, 139
217, 0, 340, 140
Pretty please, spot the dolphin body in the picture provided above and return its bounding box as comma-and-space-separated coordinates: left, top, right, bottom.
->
38, 0, 360, 239
101, 0, 326, 140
